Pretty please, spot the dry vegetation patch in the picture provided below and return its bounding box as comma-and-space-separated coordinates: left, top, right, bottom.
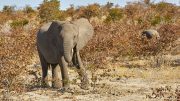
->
0, 29, 37, 93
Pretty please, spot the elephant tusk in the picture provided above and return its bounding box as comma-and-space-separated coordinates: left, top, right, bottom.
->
72, 49, 74, 54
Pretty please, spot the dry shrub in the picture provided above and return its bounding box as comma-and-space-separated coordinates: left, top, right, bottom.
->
81, 22, 140, 68
0, 28, 37, 92
158, 24, 180, 50
81, 22, 180, 68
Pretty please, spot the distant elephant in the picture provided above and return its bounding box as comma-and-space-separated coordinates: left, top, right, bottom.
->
37, 18, 94, 91
141, 29, 160, 40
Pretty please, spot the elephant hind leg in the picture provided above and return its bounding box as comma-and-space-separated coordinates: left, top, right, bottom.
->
38, 51, 50, 87
51, 64, 62, 88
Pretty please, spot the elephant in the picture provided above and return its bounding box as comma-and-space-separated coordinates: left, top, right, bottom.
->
141, 29, 160, 40
36, 18, 94, 91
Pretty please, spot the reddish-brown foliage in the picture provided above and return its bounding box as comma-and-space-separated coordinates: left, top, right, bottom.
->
0, 28, 37, 92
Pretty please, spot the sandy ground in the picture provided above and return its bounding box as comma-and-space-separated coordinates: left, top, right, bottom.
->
1, 62, 179, 101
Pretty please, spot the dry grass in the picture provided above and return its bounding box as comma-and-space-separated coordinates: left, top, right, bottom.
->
100, 63, 180, 80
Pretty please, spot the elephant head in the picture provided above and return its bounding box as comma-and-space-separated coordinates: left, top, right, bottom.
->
63, 18, 94, 63
141, 29, 160, 40
61, 23, 79, 63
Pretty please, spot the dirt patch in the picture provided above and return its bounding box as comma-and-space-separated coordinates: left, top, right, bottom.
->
1, 63, 179, 101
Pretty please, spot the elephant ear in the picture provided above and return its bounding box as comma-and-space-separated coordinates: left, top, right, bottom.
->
74, 19, 94, 50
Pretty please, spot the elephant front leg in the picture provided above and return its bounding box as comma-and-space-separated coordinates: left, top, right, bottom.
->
59, 56, 70, 90
76, 51, 89, 90
41, 64, 50, 87
51, 64, 62, 88
39, 53, 50, 87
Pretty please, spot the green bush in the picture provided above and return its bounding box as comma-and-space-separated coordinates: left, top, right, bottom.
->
23, 5, 35, 14
10, 19, 29, 28
150, 15, 161, 26
2, 5, 15, 14
150, 2, 177, 24
155, 2, 171, 12
105, 8, 123, 23
150, 15, 173, 26
163, 15, 172, 23
38, 0, 62, 22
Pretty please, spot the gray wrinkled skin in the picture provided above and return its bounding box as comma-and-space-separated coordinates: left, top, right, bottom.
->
37, 18, 94, 90
142, 29, 160, 39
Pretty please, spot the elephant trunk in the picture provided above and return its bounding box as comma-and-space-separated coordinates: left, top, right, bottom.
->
63, 39, 73, 63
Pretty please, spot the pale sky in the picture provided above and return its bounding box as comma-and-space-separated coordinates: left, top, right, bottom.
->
0, 0, 179, 10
